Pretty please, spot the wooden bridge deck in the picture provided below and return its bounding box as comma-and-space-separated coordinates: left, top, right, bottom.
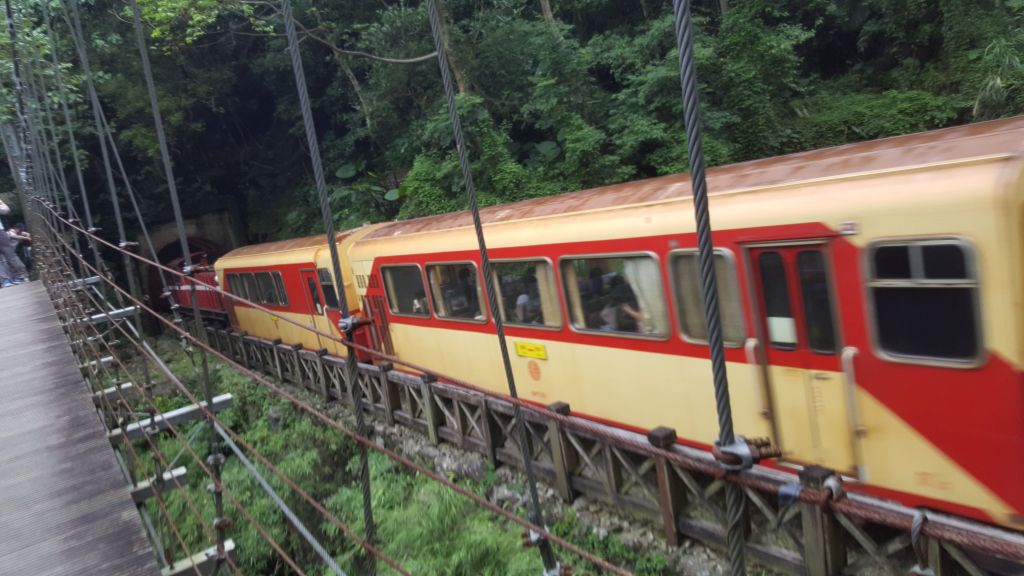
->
0, 282, 158, 576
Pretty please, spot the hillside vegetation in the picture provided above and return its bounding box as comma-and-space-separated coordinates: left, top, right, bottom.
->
3, 0, 1022, 241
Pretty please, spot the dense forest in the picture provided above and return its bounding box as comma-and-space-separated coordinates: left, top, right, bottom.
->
3, 2, 1023, 574
3, 0, 1023, 245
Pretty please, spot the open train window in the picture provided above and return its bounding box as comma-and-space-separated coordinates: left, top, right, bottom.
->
561, 254, 668, 338
868, 239, 981, 365
427, 262, 486, 322
318, 269, 340, 309
273, 272, 289, 307
382, 265, 429, 317
256, 272, 278, 305
491, 260, 561, 328
671, 250, 744, 346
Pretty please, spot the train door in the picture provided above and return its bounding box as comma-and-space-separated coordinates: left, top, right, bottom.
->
748, 243, 855, 473
299, 269, 327, 351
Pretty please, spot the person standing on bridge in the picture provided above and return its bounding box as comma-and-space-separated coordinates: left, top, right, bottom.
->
0, 199, 28, 287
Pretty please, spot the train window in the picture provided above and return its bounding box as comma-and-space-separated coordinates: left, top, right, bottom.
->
491, 260, 561, 328
226, 273, 239, 297
382, 265, 429, 317
306, 277, 323, 315
672, 251, 744, 346
273, 272, 289, 306
318, 269, 340, 309
256, 272, 278, 305
561, 255, 668, 337
872, 245, 911, 279
242, 273, 258, 303
427, 263, 486, 322
758, 252, 797, 349
869, 240, 979, 363
797, 251, 837, 354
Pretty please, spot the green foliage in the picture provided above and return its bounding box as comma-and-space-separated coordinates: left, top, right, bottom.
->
6, 0, 1022, 242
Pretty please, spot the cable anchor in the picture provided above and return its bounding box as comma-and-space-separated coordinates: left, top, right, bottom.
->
712, 436, 781, 471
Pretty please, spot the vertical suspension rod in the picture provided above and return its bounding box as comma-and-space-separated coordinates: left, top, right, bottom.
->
62, 0, 149, 385
4, 0, 32, 213
423, 0, 559, 572
279, 3, 377, 573
43, 1, 104, 278
125, 0, 227, 567
670, 1, 747, 574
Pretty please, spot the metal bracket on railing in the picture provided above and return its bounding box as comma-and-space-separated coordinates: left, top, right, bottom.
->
713, 436, 781, 472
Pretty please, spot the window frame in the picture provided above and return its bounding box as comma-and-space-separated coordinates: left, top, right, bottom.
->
865, 237, 984, 368
490, 257, 563, 331
317, 268, 340, 309
255, 271, 278, 305
795, 248, 839, 356
380, 264, 431, 318
668, 248, 746, 348
226, 273, 239, 297
242, 273, 258, 303
272, 272, 289, 307
557, 251, 670, 341
425, 260, 488, 324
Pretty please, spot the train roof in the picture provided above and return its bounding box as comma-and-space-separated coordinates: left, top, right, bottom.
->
362, 116, 1024, 241
221, 232, 344, 258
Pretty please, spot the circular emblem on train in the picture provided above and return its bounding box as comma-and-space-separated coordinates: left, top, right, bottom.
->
527, 360, 542, 381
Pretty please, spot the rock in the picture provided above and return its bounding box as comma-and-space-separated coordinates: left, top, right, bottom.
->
491, 485, 526, 510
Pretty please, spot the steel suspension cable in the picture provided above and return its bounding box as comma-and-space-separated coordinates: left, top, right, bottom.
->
96, 109, 171, 295
4, 0, 32, 214
669, 1, 747, 574
117, 0, 228, 565
40, 0, 107, 280
60, 0, 151, 389
423, 1, 560, 572
34, 246, 198, 575
40, 206, 633, 576
66, 230, 408, 575
23, 56, 86, 274
43, 1, 94, 230
38, 230, 249, 575
279, 3, 377, 572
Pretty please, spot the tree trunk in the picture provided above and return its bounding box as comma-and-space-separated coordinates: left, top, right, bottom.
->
435, 0, 469, 94
719, 0, 729, 16
540, 0, 555, 24
336, 56, 372, 133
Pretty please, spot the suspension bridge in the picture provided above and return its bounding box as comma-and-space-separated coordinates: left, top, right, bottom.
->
4, 0, 1024, 575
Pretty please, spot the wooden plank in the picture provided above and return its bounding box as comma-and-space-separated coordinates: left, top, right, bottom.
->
0, 282, 159, 575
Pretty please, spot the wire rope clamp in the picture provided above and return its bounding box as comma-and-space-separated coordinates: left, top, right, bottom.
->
337, 315, 358, 334
521, 527, 549, 549
207, 452, 226, 468
712, 436, 781, 472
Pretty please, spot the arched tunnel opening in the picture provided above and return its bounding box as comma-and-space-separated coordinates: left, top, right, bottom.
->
145, 237, 225, 310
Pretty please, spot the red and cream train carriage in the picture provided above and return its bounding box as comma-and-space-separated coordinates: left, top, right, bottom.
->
208, 117, 1024, 530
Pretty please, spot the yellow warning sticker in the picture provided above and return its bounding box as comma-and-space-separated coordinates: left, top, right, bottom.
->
514, 341, 548, 360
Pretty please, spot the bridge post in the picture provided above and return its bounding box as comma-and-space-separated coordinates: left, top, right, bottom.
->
378, 362, 398, 426
314, 348, 329, 401
801, 466, 846, 576
648, 426, 689, 547
270, 338, 283, 382
480, 399, 502, 468
546, 402, 578, 502
420, 373, 441, 445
